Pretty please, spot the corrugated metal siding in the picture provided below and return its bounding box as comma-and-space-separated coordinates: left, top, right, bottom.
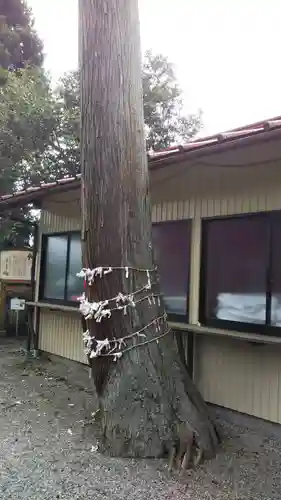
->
152, 192, 281, 221
152, 162, 281, 424
37, 209, 84, 362
41, 209, 81, 233
39, 310, 87, 364
36, 161, 281, 424
151, 163, 281, 221
195, 335, 281, 424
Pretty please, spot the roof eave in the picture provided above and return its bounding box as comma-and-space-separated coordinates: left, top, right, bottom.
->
149, 126, 281, 170
0, 178, 81, 212
1, 123, 281, 212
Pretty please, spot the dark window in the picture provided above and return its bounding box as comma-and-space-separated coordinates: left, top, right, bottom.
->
42, 232, 83, 303
152, 220, 191, 320
201, 212, 281, 333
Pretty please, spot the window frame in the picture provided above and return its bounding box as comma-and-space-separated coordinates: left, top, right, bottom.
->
39, 230, 83, 306
152, 220, 191, 323
199, 210, 281, 336
40, 221, 192, 316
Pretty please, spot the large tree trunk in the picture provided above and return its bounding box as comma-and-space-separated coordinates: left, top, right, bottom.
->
79, 0, 219, 463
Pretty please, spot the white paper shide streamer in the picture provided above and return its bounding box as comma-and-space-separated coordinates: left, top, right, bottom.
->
77, 266, 170, 362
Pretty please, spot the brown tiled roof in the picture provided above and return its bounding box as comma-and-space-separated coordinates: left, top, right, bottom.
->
0, 175, 81, 210
1, 115, 281, 210
148, 115, 281, 167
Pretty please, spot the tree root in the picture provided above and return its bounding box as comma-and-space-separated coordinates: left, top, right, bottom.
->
95, 333, 220, 462
167, 423, 204, 472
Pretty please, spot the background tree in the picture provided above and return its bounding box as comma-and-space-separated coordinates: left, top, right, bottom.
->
0, 50, 201, 199
0, 70, 55, 187
0, 0, 48, 248
80, 0, 218, 466
143, 51, 201, 151
0, 0, 43, 75
32, 57, 200, 178
0, 5, 201, 247
0, 69, 55, 247
0, 0, 49, 188
30, 69, 81, 182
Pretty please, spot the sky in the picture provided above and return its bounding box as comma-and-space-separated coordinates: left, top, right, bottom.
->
27, 0, 281, 136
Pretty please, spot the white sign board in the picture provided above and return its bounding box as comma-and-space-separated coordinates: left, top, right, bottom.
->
0, 250, 32, 282
10, 297, 26, 311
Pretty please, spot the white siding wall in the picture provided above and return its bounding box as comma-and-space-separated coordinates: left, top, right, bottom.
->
39, 309, 86, 364
151, 163, 281, 221
195, 335, 281, 424
151, 161, 281, 424
36, 154, 281, 423
37, 207, 86, 363
41, 210, 81, 233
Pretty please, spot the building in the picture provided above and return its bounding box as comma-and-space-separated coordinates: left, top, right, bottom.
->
1, 116, 281, 424
0, 248, 33, 336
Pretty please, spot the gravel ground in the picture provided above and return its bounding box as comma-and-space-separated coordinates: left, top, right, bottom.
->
0, 339, 280, 499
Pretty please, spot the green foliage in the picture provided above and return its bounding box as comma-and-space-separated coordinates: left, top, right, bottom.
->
0, 51, 201, 247
30, 69, 81, 182
0, 68, 54, 249
0, 214, 33, 249
143, 51, 201, 151
0, 69, 57, 193
0, 0, 43, 74
29, 53, 201, 179
0, 0, 45, 247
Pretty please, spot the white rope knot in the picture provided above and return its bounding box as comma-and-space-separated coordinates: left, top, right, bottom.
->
89, 338, 110, 358
83, 330, 93, 355
78, 294, 111, 322
77, 267, 113, 285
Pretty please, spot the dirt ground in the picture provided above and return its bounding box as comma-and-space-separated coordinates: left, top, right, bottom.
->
0, 339, 280, 499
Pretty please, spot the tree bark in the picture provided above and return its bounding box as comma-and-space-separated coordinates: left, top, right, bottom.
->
79, 0, 219, 462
